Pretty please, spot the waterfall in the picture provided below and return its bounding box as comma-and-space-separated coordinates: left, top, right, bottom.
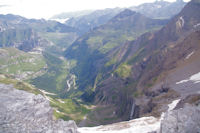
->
130, 102, 135, 120
67, 80, 71, 91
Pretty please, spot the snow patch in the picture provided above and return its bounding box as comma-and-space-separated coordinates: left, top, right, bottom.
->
78, 116, 160, 133
194, 23, 200, 28
78, 99, 180, 133
185, 51, 194, 60
168, 99, 180, 111
51, 18, 69, 23
176, 79, 189, 84
176, 72, 200, 84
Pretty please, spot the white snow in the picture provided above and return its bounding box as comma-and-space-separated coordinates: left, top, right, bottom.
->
176, 79, 189, 84
176, 72, 200, 85
78, 99, 180, 133
167, 99, 180, 111
78, 116, 160, 133
185, 51, 195, 60
51, 18, 69, 23
193, 23, 200, 28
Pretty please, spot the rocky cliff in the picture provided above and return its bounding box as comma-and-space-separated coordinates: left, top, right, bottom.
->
91, 0, 200, 122
160, 104, 200, 133
0, 84, 78, 133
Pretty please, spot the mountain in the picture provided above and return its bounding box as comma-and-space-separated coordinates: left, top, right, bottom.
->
1, 0, 200, 129
0, 14, 79, 33
65, 8, 123, 34
61, 0, 186, 35
65, 9, 168, 96
0, 14, 80, 52
80, 0, 200, 125
51, 10, 93, 20
130, 0, 186, 19
0, 14, 47, 51
0, 48, 46, 80
0, 14, 80, 97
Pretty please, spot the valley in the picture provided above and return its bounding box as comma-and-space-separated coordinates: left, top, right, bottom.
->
0, 0, 200, 132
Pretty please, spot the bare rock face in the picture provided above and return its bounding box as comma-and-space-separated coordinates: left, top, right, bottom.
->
160, 104, 200, 133
0, 84, 78, 133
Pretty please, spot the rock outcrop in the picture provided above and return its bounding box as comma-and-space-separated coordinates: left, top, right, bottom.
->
160, 104, 200, 133
0, 84, 78, 133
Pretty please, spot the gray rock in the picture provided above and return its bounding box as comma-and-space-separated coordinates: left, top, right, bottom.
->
160, 104, 200, 133
0, 84, 79, 133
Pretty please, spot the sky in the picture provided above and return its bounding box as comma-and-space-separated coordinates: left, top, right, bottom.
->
0, 0, 190, 19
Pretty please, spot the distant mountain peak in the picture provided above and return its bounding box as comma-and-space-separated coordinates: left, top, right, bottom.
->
114, 9, 136, 18
191, 0, 200, 3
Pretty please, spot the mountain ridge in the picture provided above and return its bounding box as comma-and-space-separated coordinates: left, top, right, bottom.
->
74, 0, 200, 125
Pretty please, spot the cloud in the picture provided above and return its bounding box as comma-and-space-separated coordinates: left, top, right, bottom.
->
0, 5, 9, 8
0, 0, 191, 19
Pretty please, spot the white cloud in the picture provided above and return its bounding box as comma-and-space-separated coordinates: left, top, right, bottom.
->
0, 0, 190, 19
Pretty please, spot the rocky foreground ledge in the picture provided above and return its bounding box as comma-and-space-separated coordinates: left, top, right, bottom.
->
0, 83, 200, 133
79, 100, 200, 133
0, 84, 78, 133
160, 103, 200, 133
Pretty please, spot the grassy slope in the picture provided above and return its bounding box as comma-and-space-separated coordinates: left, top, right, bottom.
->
40, 32, 77, 49
0, 74, 42, 95
0, 48, 76, 97
29, 52, 77, 96
65, 11, 166, 93
0, 48, 46, 76
0, 28, 33, 47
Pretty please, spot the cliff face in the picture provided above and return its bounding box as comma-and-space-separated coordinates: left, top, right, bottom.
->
160, 104, 200, 133
0, 84, 78, 133
92, 0, 200, 121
